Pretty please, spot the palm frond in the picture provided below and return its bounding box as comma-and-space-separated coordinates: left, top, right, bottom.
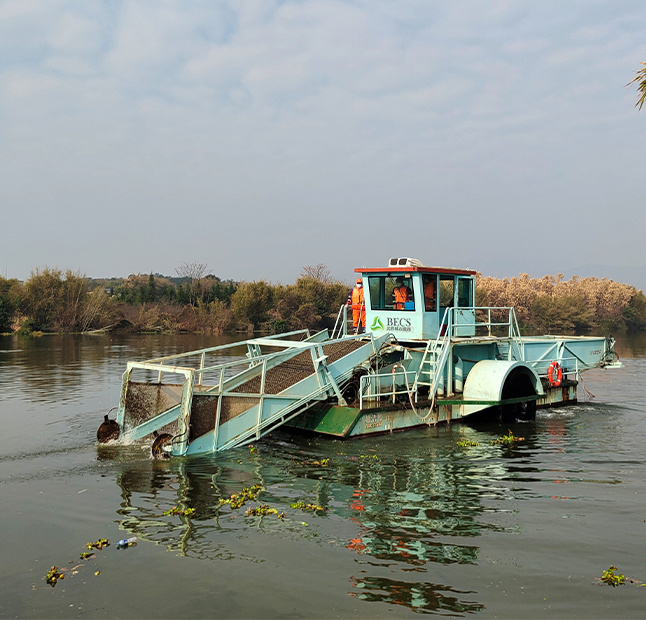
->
626, 61, 646, 111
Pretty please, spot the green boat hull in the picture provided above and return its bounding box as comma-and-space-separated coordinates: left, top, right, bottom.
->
287, 380, 578, 439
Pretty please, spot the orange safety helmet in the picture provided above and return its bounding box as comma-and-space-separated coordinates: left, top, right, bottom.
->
356, 278, 362, 284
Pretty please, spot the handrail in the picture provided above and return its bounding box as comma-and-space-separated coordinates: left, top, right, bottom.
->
525, 355, 579, 378
128, 332, 372, 387
427, 307, 453, 399
359, 369, 418, 409
412, 307, 527, 403
144, 329, 312, 364
448, 306, 522, 338
331, 304, 349, 339
413, 339, 435, 389
134, 335, 378, 453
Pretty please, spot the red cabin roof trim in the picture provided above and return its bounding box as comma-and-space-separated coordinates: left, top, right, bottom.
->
355, 266, 476, 276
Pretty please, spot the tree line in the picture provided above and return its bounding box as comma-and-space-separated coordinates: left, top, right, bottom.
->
476, 273, 646, 332
0, 264, 348, 335
0, 264, 645, 335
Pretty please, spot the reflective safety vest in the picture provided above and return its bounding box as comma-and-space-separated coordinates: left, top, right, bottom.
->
424, 282, 436, 310
351, 286, 364, 310
393, 286, 410, 310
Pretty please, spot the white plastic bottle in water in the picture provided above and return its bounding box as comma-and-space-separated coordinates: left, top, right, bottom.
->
116, 537, 137, 549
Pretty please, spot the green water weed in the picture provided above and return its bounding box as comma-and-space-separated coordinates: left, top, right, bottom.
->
85, 538, 109, 550
45, 566, 64, 587
290, 501, 324, 512
245, 504, 284, 518
457, 439, 479, 447
218, 484, 264, 510
601, 566, 626, 586
299, 458, 330, 467
163, 507, 196, 517
491, 430, 524, 445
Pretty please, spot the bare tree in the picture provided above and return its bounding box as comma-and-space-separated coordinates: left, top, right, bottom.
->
627, 61, 646, 110
176, 261, 207, 306
300, 264, 336, 284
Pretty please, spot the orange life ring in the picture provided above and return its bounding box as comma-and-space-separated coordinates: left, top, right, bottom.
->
548, 361, 563, 387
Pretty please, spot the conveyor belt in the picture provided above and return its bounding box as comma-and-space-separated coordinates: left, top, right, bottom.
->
232, 339, 365, 395
189, 339, 367, 432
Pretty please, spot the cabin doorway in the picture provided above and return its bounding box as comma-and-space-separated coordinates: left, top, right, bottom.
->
454, 276, 475, 336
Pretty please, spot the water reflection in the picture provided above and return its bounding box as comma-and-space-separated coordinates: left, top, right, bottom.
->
614, 331, 646, 358
3, 332, 644, 618
0, 333, 242, 404
104, 431, 546, 615
349, 575, 484, 614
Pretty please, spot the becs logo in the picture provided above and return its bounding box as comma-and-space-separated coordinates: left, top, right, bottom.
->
387, 317, 411, 328
370, 316, 385, 330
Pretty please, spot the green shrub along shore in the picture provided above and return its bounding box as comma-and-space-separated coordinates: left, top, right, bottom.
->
1, 265, 645, 336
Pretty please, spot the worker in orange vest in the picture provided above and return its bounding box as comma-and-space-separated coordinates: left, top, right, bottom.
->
347, 278, 366, 334
423, 277, 436, 311
392, 277, 411, 310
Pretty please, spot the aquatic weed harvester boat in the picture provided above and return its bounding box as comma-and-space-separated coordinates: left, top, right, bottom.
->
98, 258, 622, 457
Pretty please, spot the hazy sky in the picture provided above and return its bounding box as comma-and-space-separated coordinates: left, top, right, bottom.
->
1, 0, 645, 287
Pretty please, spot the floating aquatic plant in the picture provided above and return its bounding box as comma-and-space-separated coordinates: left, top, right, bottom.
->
45, 538, 110, 588
601, 566, 626, 587
245, 504, 284, 518
300, 458, 330, 467
457, 439, 479, 447
290, 501, 324, 512
491, 430, 524, 445
249, 445, 256, 454
45, 566, 64, 587
163, 506, 196, 517
85, 538, 109, 550
218, 484, 264, 510
360, 454, 378, 460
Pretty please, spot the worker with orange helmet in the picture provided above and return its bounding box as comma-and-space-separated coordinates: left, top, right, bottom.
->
392, 277, 411, 310
347, 278, 366, 334
423, 276, 436, 311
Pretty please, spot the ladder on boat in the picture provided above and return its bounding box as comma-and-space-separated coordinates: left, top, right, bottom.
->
414, 309, 453, 399
117, 330, 391, 456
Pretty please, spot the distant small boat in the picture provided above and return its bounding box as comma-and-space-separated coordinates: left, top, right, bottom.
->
98, 258, 621, 457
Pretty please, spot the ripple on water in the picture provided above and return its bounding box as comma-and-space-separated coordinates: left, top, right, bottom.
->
2, 333, 646, 618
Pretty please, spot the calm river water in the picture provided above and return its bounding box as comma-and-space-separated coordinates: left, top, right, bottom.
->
1, 332, 646, 618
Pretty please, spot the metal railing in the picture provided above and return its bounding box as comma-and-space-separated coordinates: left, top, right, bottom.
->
143, 328, 312, 367
450, 306, 523, 340
119, 331, 385, 454
359, 368, 418, 409
125, 332, 368, 396
413, 306, 523, 398
525, 355, 579, 379
422, 306, 454, 398
332, 304, 351, 339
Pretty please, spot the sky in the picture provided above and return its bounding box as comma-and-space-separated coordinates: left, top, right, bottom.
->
1, 0, 645, 288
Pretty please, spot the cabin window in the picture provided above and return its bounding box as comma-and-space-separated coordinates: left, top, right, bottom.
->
439, 276, 455, 309
422, 275, 437, 312
368, 275, 415, 311
457, 278, 473, 308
